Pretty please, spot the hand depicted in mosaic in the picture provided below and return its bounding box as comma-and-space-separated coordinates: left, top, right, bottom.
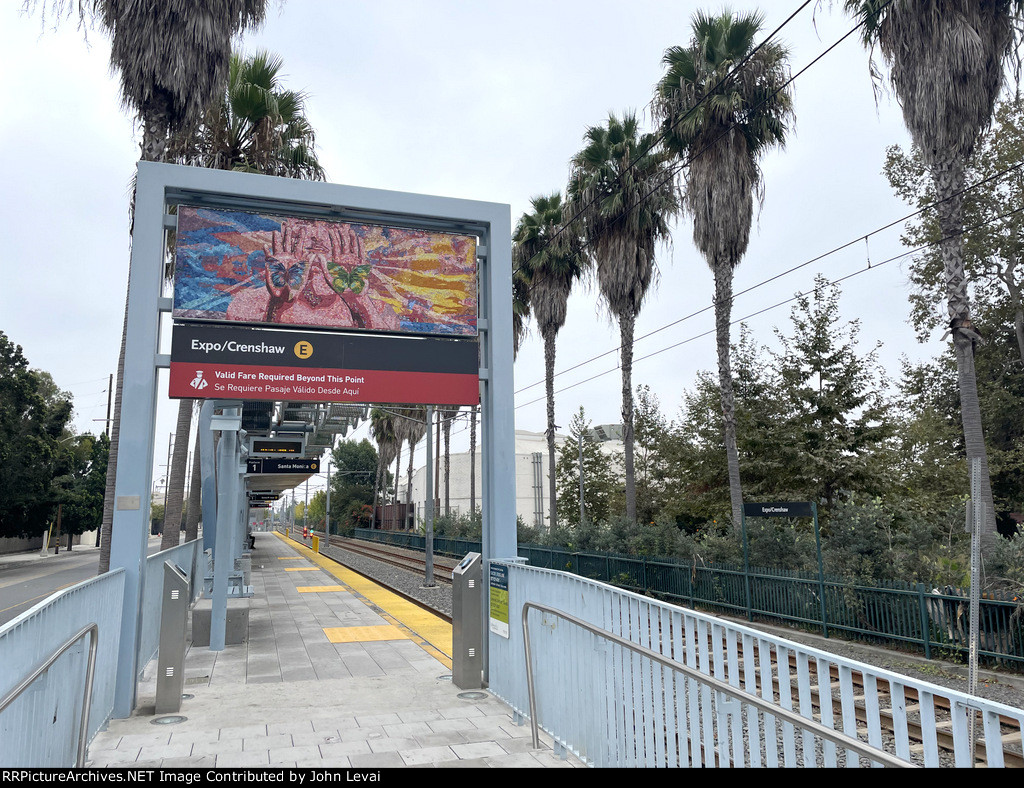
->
226, 218, 399, 330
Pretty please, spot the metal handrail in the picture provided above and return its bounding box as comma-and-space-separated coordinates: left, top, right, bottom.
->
521, 602, 913, 768
0, 623, 99, 768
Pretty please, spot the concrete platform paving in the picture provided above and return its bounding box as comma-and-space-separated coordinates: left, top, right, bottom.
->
86, 532, 583, 769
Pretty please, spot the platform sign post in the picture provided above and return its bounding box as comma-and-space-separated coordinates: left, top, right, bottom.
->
113, 161, 514, 717
741, 502, 827, 637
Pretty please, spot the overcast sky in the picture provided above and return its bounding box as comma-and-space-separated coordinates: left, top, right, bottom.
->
4, 1, 953, 495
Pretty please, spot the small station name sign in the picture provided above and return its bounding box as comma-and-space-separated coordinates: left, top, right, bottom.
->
246, 458, 320, 475
247, 492, 281, 502
743, 502, 814, 518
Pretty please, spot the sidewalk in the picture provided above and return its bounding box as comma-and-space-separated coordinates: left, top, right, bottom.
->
86, 532, 583, 768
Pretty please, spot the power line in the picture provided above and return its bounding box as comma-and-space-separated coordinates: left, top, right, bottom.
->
515, 200, 1024, 409
517, 1, 816, 273
513, 156, 1024, 396
513, 0, 888, 285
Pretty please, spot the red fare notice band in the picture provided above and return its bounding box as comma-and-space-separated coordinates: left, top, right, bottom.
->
170, 362, 479, 405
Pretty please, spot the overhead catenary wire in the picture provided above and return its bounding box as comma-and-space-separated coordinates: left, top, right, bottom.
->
514, 200, 1024, 410
512, 155, 1024, 397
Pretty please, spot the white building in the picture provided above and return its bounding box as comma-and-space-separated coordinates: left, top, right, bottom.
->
401, 427, 623, 529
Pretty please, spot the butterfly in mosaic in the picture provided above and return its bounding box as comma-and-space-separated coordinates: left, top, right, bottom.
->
268, 260, 307, 290
328, 263, 373, 294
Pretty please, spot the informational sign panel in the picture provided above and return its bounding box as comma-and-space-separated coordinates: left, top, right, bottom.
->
248, 502, 270, 509
743, 502, 814, 518
173, 206, 478, 337
169, 323, 478, 404
247, 492, 280, 502
246, 458, 320, 474
249, 436, 304, 456
489, 563, 510, 639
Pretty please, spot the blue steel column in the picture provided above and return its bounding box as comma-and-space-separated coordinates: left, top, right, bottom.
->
109, 163, 164, 717
210, 409, 239, 651
479, 208, 517, 686
480, 208, 517, 560
199, 400, 217, 556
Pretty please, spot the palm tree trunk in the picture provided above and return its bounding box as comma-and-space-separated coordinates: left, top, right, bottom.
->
714, 261, 744, 531
443, 410, 453, 516
542, 324, 558, 530
98, 304, 127, 574
161, 398, 193, 550
393, 446, 401, 530
933, 152, 998, 558
372, 453, 383, 530
619, 312, 637, 523
184, 421, 201, 542
406, 438, 415, 525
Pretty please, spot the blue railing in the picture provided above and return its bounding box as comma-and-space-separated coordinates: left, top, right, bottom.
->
0, 570, 125, 767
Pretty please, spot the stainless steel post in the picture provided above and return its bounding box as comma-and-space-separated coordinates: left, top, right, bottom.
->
155, 560, 190, 714
452, 552, 483, 688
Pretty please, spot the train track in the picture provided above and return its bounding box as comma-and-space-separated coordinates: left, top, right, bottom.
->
326, 535, 459, 583
311, 533, 1023, 766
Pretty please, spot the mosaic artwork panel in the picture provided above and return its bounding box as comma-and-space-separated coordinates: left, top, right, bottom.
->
173, 206, 478, 336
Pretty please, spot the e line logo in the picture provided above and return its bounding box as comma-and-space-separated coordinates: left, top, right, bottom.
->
294, 341, 314, 359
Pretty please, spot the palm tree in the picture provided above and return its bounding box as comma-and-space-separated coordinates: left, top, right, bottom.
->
844, 0, 1022, 556
159, 50, 325, 551
514, 193, 587, 530
512, 267, 532, 358
402, 406, 428, 528
52, 0, 271, 572
369, 408, 397, 529
566, 112, 679, 523
654, 9, 794, 531
166, 50, 325, 180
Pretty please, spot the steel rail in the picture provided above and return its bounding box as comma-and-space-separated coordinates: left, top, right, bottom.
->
0, 623, 99, 768
521, 602, 914, 768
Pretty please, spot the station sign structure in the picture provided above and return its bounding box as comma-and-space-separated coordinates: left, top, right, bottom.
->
246, 458, 320, 475
247, 492, 281, 502
742, 502, 814, 518
248, 502, 271, 509
248, 436, 305, 457
168, 323, 478, 405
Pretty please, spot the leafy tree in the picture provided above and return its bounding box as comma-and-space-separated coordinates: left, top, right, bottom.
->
555, 407, 618, 528
514, 192, 588, 529
771, 276, 891, 513
567, 111, 679, 523
0, 333, 74, 538
844, 0, 1024, 557
884, 98, 1024, 361
633, 385, 670, 525
655, 8, 794, 532
329, 439, 379, 535
53, 433, 109, 540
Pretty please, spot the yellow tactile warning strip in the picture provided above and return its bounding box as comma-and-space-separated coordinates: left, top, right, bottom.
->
278, 556, 304, 560
273, 531, 453, 669
284, 567, 320, 572
296, 586, 346, 593
323, 625, 408, 643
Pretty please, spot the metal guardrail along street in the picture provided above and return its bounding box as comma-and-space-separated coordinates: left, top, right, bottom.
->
0, 624, 99, 768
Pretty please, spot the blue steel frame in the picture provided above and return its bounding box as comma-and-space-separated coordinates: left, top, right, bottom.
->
110, 162, 516, 716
